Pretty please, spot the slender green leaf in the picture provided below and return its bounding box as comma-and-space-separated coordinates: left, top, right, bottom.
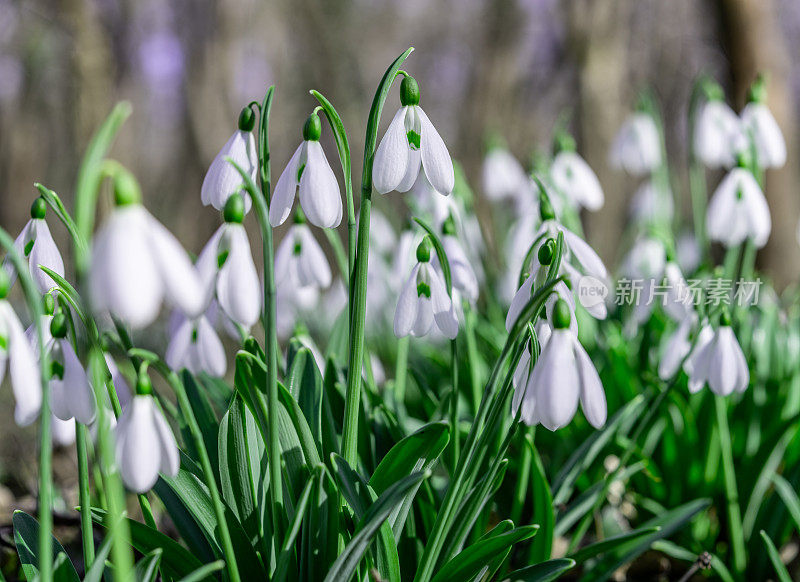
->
501, 558, 576, 581
12, 510, 79, 582
771, 473, 800, 534
274, 469, 318, 581
651, 540, 734, 582
288, 347, 324, 453
528, 440, 554, 563
176, 561, 226, 582
569, 527, 660, 562
760, 530, 792, 582
134, 548, 162, 582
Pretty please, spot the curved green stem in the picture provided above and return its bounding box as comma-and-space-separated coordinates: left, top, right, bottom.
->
342, 47, 414, 468
716, 396, 746, 574
76, 424, 95, 570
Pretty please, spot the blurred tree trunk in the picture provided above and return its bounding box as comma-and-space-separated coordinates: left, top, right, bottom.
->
566, 0, 633, 267
717, 0, 800, 287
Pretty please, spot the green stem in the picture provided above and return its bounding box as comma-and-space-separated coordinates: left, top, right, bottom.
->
463, 304, 481, 414
715, 396, 746, 574
448, 339, 460, 470
342, 47, 414, 467
76, 424, 95, 570
510, 426, 534, 526
394, 336, 409, 408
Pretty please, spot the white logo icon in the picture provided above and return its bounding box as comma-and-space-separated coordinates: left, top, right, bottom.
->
577, 276, 609, 308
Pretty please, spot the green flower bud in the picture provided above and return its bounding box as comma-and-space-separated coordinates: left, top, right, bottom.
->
293, 208, 307, 225
554, 131, 576, 154
416, 236, 432, 263
0, 270, 9, 300
43, 293, 55, 316
238, 106, 256, 132
703, 80, 725, 102
720, 308, 732, 327
30, 198, 47, 220
552, 298, 572, 329
136, 371, 153, 396
747, 75, 767, 104
442, 215, 457, 236
223, 194, 245, 224
538, 238, 556, 266
50, 312, 68, 339
303, 113, 322, 142
539, 191, 555, 222
113, 170, 142, 207
400, 76, 420, 107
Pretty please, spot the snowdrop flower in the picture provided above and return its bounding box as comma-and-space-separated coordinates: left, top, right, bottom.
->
658, 314, 696, 380
512, 299, 606, 430
274, 216, 332, 291
201, 107, 258, 212
48, 314, 96, 425
706, 164, 771, 248
550, 135, 604, 211
166, 313, 226, 377
51, 415, 76, 447
5, 198, 65, 295
676, 232, 701, 274
0, 273, 41, 426
622, 236, 666, 280
90, 172, 204, 329
482, 146, 530, 202
741, 80, 786, 168
437, 217, 479, 304
610, 112, 661, 175
373, 76, 454, 196
196, 196, 261, 329
115, 387, 179, 493
270, 112, 342, 228
694, 96, 741, 169
394, 237, 458, 339
684, 313, 748, 396
369, 210, 398, 256
629, 180, 674, 224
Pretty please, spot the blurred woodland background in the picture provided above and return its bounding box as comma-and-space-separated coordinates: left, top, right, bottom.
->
1, 0, 800, 525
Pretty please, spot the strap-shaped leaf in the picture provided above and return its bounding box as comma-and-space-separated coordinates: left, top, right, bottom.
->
134, 548, 162, 582
12, 510, 79, 582
501, 558, 576, 581
761, 530, 792, 582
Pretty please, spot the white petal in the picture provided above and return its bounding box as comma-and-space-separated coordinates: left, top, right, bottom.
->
194, 225, 225, 309
165, 316, 193, 372
58, 340, 96, 424
742, 178, 772, 248
393, 264, 421, 338
299, 141, 342, 229
561, 228, 607, 280
428, 266, 458, 339
482, 148, 529, 201
195, 316, 227, 377
707, 170, 751, 247
201, 130, 257, 210
410, 297, 434, 337
396, 148, 422, 193
28, 220, 65, 295
3, 221, 30, 289
270, 143, 303, 227
90, 206, 162, 329
417, 107, 454, 195
297, 225, 332, 288
658, 317, 692, 380
707, 329, 737, 396
574, 338, 606, 427
512, 348, 532, 418
115, 396, 161, 493
531, 329, 579, 430
443, 236, 479, 303
551, 152, 604, 211
217, 224, 261, 328
152, 403, 180, 477
146, 212, 205, 319
51, 415, 76, 447
373, 107, 410, 194
694, 101, 740, 169
1, 302, 42, 426
506, 275, 534, 332
742, 103, 786, 168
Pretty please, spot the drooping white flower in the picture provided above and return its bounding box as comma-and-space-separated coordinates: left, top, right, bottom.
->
482, 147, 530, 202
685, 318, 748, 396
629, 180, 674, 224
49, 337, 96, 425
439, 234, 479, 305
512, 300, 606, 430
694, 100, 742, 169
683, 322, 714, 392
270, 113, 342, 228
741, 101, 786, 168
550, 150, 604, 211
610, 113, 662, 175
201, 108, 258, 212
5, 198, 65, 295
394, 238, 458, 339
373, 76, 454, 196
51, 415, 76, 447
115, 394, 179, 493
196, 203, 261, 329
274, 222, 332, 291
622, 236, 666, 280
706, 167, 771, 248
0, 298, 41, 426
166, 314, 226, 377
90, 186, 204, 329
658, 314, 696, 380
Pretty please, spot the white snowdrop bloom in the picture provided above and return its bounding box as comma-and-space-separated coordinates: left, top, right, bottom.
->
683, 322, 714, 393
676, 232, 701, 274
741, 101, 786, 168
512, 300, 606, 430
550, 150, 604, 211
275, 222, 332, 291
49, 338, 96, 425
394, 238, 458, 339
391, 230, 424, 293
196, 199, 261, 329
115, 394, 179, 493
658, 314, 696, 380
610, 113, 661, 175
5, 199, 65, 295
201, 108, 258, 212
440, 235, 478, 304
694, 100, 741, 169
368, 210, 398, 256
275, 281, 319, 340
482, 147, 529, 202
685, 317, 748, 396
51, 415, 76, 447
622, 237, 666, 280
105, 354, 132, 410
270, 113, 342, 229
166, 314, 226, 377
90, 181, 204, 329
629, 180, 674, 224
706, 167, 771, 248
0, 297, 41, 426
373, 76, 454, 196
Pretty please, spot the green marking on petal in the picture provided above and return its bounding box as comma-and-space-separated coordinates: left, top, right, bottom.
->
217, 250, 229, 268
51, 360, 65, 380
23, 240, 34, 258
293, 241, 302, 256
0, 335, 7, 351
297, 163, 306, 182
407, 130, 421, 150
191, 327, 198, 343
417, 281, 431, 298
